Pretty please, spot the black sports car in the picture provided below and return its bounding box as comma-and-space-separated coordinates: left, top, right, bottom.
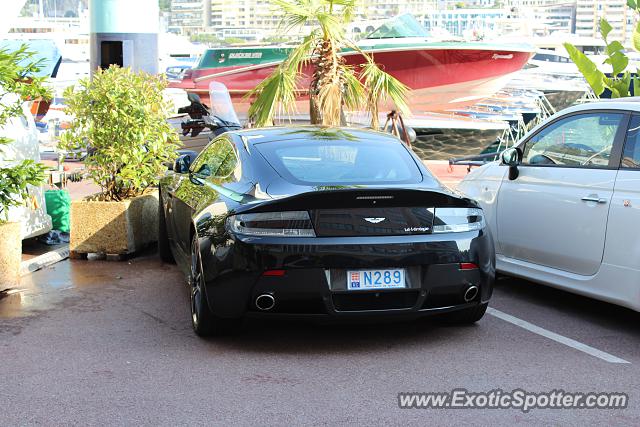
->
158, 127, 495, 336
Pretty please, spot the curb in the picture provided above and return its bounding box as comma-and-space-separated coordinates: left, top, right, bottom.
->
20, 244, 70, 276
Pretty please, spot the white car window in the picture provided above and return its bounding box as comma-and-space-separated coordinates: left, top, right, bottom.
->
522, 113, 623, 168
622, 114, 640, 169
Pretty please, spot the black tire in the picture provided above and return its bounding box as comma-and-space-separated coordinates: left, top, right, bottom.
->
158, 191, 175, 263
189, 235, 239, 337
443, 303, 488, 325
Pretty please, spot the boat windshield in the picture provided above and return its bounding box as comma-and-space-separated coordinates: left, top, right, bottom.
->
365, 14, 429, 39
208, 81, 240, 125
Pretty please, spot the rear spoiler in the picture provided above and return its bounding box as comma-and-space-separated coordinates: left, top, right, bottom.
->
235, 188, 478, 215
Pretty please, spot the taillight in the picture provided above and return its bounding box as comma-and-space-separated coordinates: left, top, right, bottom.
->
459, 262, 479, 270
262, 270, 286, 276
227, 211, 315, 237
432, 207, 485, 233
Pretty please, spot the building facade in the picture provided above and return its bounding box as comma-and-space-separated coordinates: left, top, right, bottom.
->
168, 0, 210, 35
166, 0, 637, 43
169, 0, 441, 38
423, 9, 504, 37
575, 0, 637, 44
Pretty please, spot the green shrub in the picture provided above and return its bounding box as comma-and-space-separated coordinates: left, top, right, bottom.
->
59, 66, 180, 201
0, 45, 49, 223
564, 2, 640, 98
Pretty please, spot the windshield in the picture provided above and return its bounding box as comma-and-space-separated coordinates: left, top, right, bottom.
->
208, 81, 240, 125
255, 138, 424, 185
365, 14, 429, 39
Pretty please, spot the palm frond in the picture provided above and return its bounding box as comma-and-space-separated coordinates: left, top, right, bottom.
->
359, 56, 410, 128
245, 67, 296, 126
245, 33, 318, 126
326, 0, 358, 24
272, 0, 318, 31
341, 65, 365, 111
288, 30, 320, 69
316, 12, 346, 41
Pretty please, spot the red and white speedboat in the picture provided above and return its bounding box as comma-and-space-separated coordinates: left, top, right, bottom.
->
170, 15, 534, 115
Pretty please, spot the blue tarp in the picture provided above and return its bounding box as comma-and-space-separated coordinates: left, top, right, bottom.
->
0, 39, 62, 78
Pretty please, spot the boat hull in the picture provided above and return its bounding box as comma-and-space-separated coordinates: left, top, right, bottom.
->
171, 45, 532, 114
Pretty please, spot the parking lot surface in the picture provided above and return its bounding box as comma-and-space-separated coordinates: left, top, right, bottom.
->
1, 255, 639, 425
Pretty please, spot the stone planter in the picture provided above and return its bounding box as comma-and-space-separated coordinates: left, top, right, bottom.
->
0, 222, 22, 287
70, 190, 159, 257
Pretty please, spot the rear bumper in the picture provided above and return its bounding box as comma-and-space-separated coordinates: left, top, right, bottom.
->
198, 230, 495, 319
243, 302, 484, 322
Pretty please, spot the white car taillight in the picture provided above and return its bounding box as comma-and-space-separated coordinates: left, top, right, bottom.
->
432, 207, 485, 233
227, 211, 316, 237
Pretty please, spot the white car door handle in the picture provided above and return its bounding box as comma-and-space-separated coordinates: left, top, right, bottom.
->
581, 196, 607, 204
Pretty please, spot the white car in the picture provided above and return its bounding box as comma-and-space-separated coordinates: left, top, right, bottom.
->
0, 98, 52, 239
458, 99, 640, 311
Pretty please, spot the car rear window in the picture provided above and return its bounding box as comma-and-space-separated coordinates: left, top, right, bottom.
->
255, 138, 425, 185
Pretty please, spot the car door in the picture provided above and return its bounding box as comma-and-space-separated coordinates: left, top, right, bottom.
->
496, 111, 628, 276
605, 113, 640, 270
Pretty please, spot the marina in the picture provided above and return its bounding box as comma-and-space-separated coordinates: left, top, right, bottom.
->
1, 3, 598, 165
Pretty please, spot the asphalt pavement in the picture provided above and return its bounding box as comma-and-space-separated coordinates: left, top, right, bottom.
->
1, 254, 639, 425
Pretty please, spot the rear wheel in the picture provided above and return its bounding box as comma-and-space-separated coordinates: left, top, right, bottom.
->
158, 191, 174, 263
189, 235, 239, 337
442, 302, 488, 325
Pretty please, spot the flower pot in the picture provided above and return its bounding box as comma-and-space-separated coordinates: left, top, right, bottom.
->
70, 190, 159, 256
0, 222, 22, 287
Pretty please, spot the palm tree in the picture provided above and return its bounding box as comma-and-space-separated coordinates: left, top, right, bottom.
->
246, 0, 410, 129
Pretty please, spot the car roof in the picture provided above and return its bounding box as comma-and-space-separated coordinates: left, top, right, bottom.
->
562, 97, 640, 114
229, 125, 403, 145
511, 98, 640, 149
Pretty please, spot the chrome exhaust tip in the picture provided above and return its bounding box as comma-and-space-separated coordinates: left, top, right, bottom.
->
255, 294, 275, 311
463, 285, 479, 302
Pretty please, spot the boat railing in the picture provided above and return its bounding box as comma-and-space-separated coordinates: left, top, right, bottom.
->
448, 152, 502, 172
574, 89, 599, 104
445, 91, 569, 173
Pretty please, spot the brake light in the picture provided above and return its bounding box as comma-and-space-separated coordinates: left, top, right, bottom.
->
227, 211, 316, 237
262, 270, 286, 276
432, 208, 485, 233
459, 263, 479, 270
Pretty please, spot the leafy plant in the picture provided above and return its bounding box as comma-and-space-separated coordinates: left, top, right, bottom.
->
159, 0, 171, 12
223, 37, 248, 45
564, 2, 640, 98
262, 35, 292, 44
246, 0, 409, 128
59, 66, 180, 201
0, 45, 49, 223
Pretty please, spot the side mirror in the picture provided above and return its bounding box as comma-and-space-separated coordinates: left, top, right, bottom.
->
192, 164, 212, 180
500, 147, 522, 181
173, 154, 192, 173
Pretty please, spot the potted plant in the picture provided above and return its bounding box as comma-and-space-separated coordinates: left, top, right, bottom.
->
59, 66, 180, 257
0, 46, 49, 285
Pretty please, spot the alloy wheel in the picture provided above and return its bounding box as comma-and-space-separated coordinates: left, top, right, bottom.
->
190, 237, 204, 329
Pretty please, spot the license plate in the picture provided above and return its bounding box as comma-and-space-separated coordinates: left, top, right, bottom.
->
347, 269, 406, 290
